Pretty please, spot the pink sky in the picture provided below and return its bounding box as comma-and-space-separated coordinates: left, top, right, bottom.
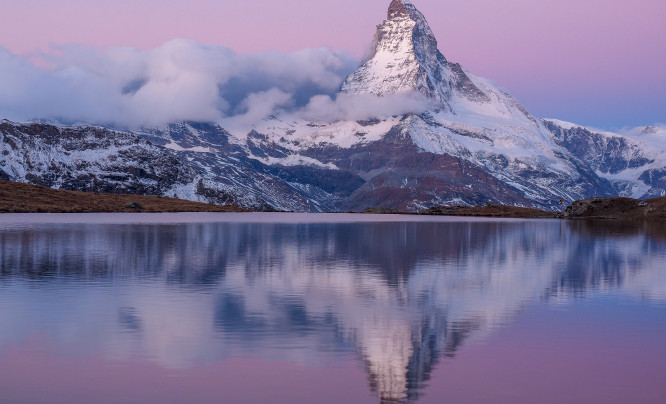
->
1, 0, 665, 128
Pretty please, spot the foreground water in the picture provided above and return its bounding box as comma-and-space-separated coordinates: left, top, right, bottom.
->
0, 213, 665, 404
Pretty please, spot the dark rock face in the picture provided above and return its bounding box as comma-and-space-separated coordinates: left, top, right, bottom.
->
638, 169, 666, 198
328, 142, 532, 211
388, 0, 409, 19
265, 164, 364, 196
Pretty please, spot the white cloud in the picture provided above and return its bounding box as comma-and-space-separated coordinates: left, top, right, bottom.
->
614, 124, 666, 148
618, 124, 666, 137
221, 88, 294, 134
297, 92, 431, 122
0, 40, 358, 129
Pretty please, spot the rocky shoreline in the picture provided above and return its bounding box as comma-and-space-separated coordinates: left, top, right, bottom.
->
559, 196, 666, 220
419, 197, 666, 220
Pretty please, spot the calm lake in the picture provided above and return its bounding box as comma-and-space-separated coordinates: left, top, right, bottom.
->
1, 213, 665, 404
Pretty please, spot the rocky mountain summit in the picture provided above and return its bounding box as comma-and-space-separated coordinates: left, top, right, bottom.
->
1, 0, 664, 211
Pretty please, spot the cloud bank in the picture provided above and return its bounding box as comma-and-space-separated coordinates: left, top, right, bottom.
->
0, 40, 431, 131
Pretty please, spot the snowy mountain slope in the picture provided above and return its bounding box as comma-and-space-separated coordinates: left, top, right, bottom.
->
0, 120, 274, 209
543, 119, 666, 198
0, 120, 194, 195
135, 121, 364, 211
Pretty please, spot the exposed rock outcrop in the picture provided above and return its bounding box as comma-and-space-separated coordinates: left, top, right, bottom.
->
561, 196, 666, 220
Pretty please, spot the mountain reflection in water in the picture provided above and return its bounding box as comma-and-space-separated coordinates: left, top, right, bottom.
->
1, 216, 665, 403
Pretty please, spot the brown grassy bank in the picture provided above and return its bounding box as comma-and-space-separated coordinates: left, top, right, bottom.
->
419, 204, 556, 218
0, 181, 246, 213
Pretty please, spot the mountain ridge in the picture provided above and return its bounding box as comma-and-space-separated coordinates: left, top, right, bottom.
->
1, 0, 664, 211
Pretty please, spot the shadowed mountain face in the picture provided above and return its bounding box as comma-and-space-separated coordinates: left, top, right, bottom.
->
1, 1, 664, 211
1, 216, 665, 403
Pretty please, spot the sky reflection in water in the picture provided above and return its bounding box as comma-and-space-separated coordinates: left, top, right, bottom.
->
0, 214, 665, 403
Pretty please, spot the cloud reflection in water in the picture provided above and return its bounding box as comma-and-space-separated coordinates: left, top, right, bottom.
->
0, 217, 665, 403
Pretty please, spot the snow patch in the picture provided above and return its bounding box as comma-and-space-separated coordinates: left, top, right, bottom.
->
250, 154, 339, 170
164, 141, 212, 154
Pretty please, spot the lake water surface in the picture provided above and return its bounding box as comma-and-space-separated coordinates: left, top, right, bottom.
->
1, 213, 665, 403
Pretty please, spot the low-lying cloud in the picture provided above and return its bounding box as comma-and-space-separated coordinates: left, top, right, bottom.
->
618, 124, 666, 138
0, 40, 343, 128
298, 92, 430, 122
0, 40, 430, 131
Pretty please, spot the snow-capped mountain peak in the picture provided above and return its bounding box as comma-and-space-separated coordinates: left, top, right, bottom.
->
341, 0, 499, 114
340, 0, 551, 150
387, 0, 440, 62
341, 0, 450, 108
